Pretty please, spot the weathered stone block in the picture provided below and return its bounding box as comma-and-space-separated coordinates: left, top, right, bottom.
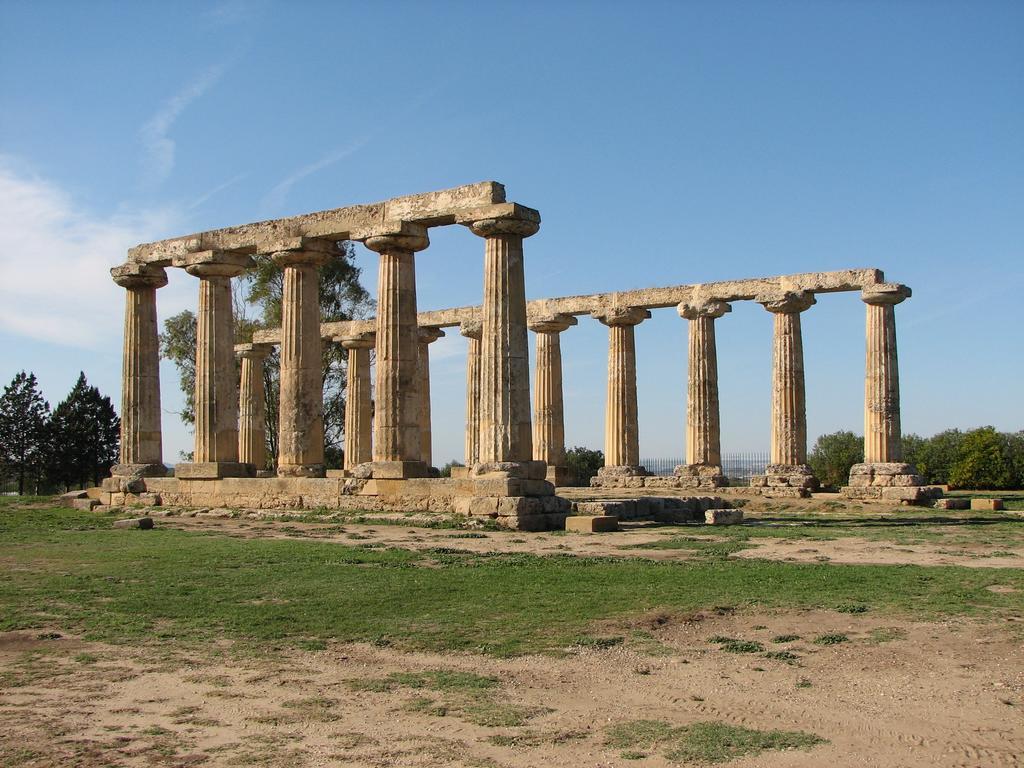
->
934, 498, 970, 510
59, 490, 88, 508
565, 515, 619, 533
113, 517, 153, 529
705, 508, 743, 525
970, 498, 1004, 511
72, 498, 99, 511
138, 492, 162, 506
174, 462, 254, 480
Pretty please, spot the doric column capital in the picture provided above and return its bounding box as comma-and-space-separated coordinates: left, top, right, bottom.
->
528, 313, 578, 334
235, 342, 273, 361
459, 318, 482, 340
268, 237, 340, 268
358, 222, 430, 254
467, 217, 540, 239
418, 326, 445, 345
862, 283, 911, 306
758, 290, 816, 314
592, 306, 651, 327
111, 262, 168, 290
337, 331, 375, 351
677, 299, 731, 320
179, 250, 253, 279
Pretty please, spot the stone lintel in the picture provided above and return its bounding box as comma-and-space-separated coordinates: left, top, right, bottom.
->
250, 269, 898, 346
128, 181, 506, 263
862, 282, 911, 305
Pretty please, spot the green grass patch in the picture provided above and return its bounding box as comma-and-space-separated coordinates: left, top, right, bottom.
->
346, 668, 499, 693
1, 502, 1023, 657
772, 634, 801, 643
605, 719, 825, 763
813, 633, 850, 646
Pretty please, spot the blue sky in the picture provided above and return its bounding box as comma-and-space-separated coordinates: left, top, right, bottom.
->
1, 0, 1021, 466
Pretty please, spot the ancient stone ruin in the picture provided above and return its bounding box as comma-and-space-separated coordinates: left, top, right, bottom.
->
102, 182, 938, 530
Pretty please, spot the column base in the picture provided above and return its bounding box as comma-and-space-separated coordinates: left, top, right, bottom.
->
597, 465, 650, 478
276, 463, 326, 478
111, 463, 167, 478
369, 460, 428, 479
846, 462, 924, 488
840, 484, 943, 505
750, 464, 819, 491
176, 462, 255, 480
545, 465, 571, 487
673, 463, 727, 488
470, 460, 548, 480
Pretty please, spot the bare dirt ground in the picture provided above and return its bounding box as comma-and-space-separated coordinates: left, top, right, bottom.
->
2, 609, 1022, 768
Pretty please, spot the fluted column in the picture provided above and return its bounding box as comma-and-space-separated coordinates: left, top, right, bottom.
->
467, 214, 540, 471
272, 241, 335, 478
339, 332, 375, 471
237, 343, 271, 471
417, 326, 445, 469
675, 299, 730, 488
845, 283, 923, 490
529, 313, 577, 485
754, 291, 818, 490
111, 263, 168, 477
594, 306, 651, 477
460, 319, 482, 467
363, 226, 429, 478
181, 252, 252, 478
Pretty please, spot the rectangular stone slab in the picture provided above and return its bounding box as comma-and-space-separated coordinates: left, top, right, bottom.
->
565, 515, 619, 533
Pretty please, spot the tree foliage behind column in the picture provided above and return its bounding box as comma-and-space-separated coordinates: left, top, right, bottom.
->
160, 242, 374, 469
47, 372, 120, 489
0, 371, 51, 494
565, 446, 605, 487
807, 430, 864, 491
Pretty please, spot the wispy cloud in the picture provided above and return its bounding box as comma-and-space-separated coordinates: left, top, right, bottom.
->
139, 64, 226, 185
262, 139, 369, 213
187, 173, 247, 210
0, 158, 191, 348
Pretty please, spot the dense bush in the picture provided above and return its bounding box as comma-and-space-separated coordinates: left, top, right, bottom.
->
808, 431, 863, 491
565, 446, 604, 487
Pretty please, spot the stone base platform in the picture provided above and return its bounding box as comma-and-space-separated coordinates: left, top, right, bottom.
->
750, 464, 819, 493
590, 474, 725, 491
840, 485, 943, 505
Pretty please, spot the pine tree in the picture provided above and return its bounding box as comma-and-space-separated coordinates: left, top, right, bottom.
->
48, 372, 120, 489
0, 371, 51, 495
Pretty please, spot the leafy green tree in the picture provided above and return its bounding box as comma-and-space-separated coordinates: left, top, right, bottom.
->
911, 429, 964, 485
160, 242, 373, 469
47, 372, 120, 490
807, 431, 864, 491
949, 426, 1013, 490
565, 446, 604, 487
0, 371, 51, 494
439, 460, 464, 478
1002, 431, 1024, 489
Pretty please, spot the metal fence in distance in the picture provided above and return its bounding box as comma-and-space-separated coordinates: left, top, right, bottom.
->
640, 451, 769, 483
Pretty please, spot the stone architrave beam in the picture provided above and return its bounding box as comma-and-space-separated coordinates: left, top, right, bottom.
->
127, 182, 508, 264
249, 268, 889, 347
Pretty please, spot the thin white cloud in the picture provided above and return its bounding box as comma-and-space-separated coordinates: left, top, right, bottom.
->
262, 139, 369, 213
0, 158, 191, 348
188, 173, 247, 210
139, 65, 225, 185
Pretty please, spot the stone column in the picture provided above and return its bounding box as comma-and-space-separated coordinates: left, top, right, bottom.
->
467, 214, 541, 475
362, 225, 430, 478
271, 241, 336, 478
529, 313, 577, 486
237, 343, 271, 471
460, 319, 482, 467
417, 326, 445, 470
180, 252, 252, 478
110, 263, 168, 477
752, 291, 818, 491
675, 299, 730, 488
593, 306, 651, 479
339, 332, 375, 471
846, 283, 923, 491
